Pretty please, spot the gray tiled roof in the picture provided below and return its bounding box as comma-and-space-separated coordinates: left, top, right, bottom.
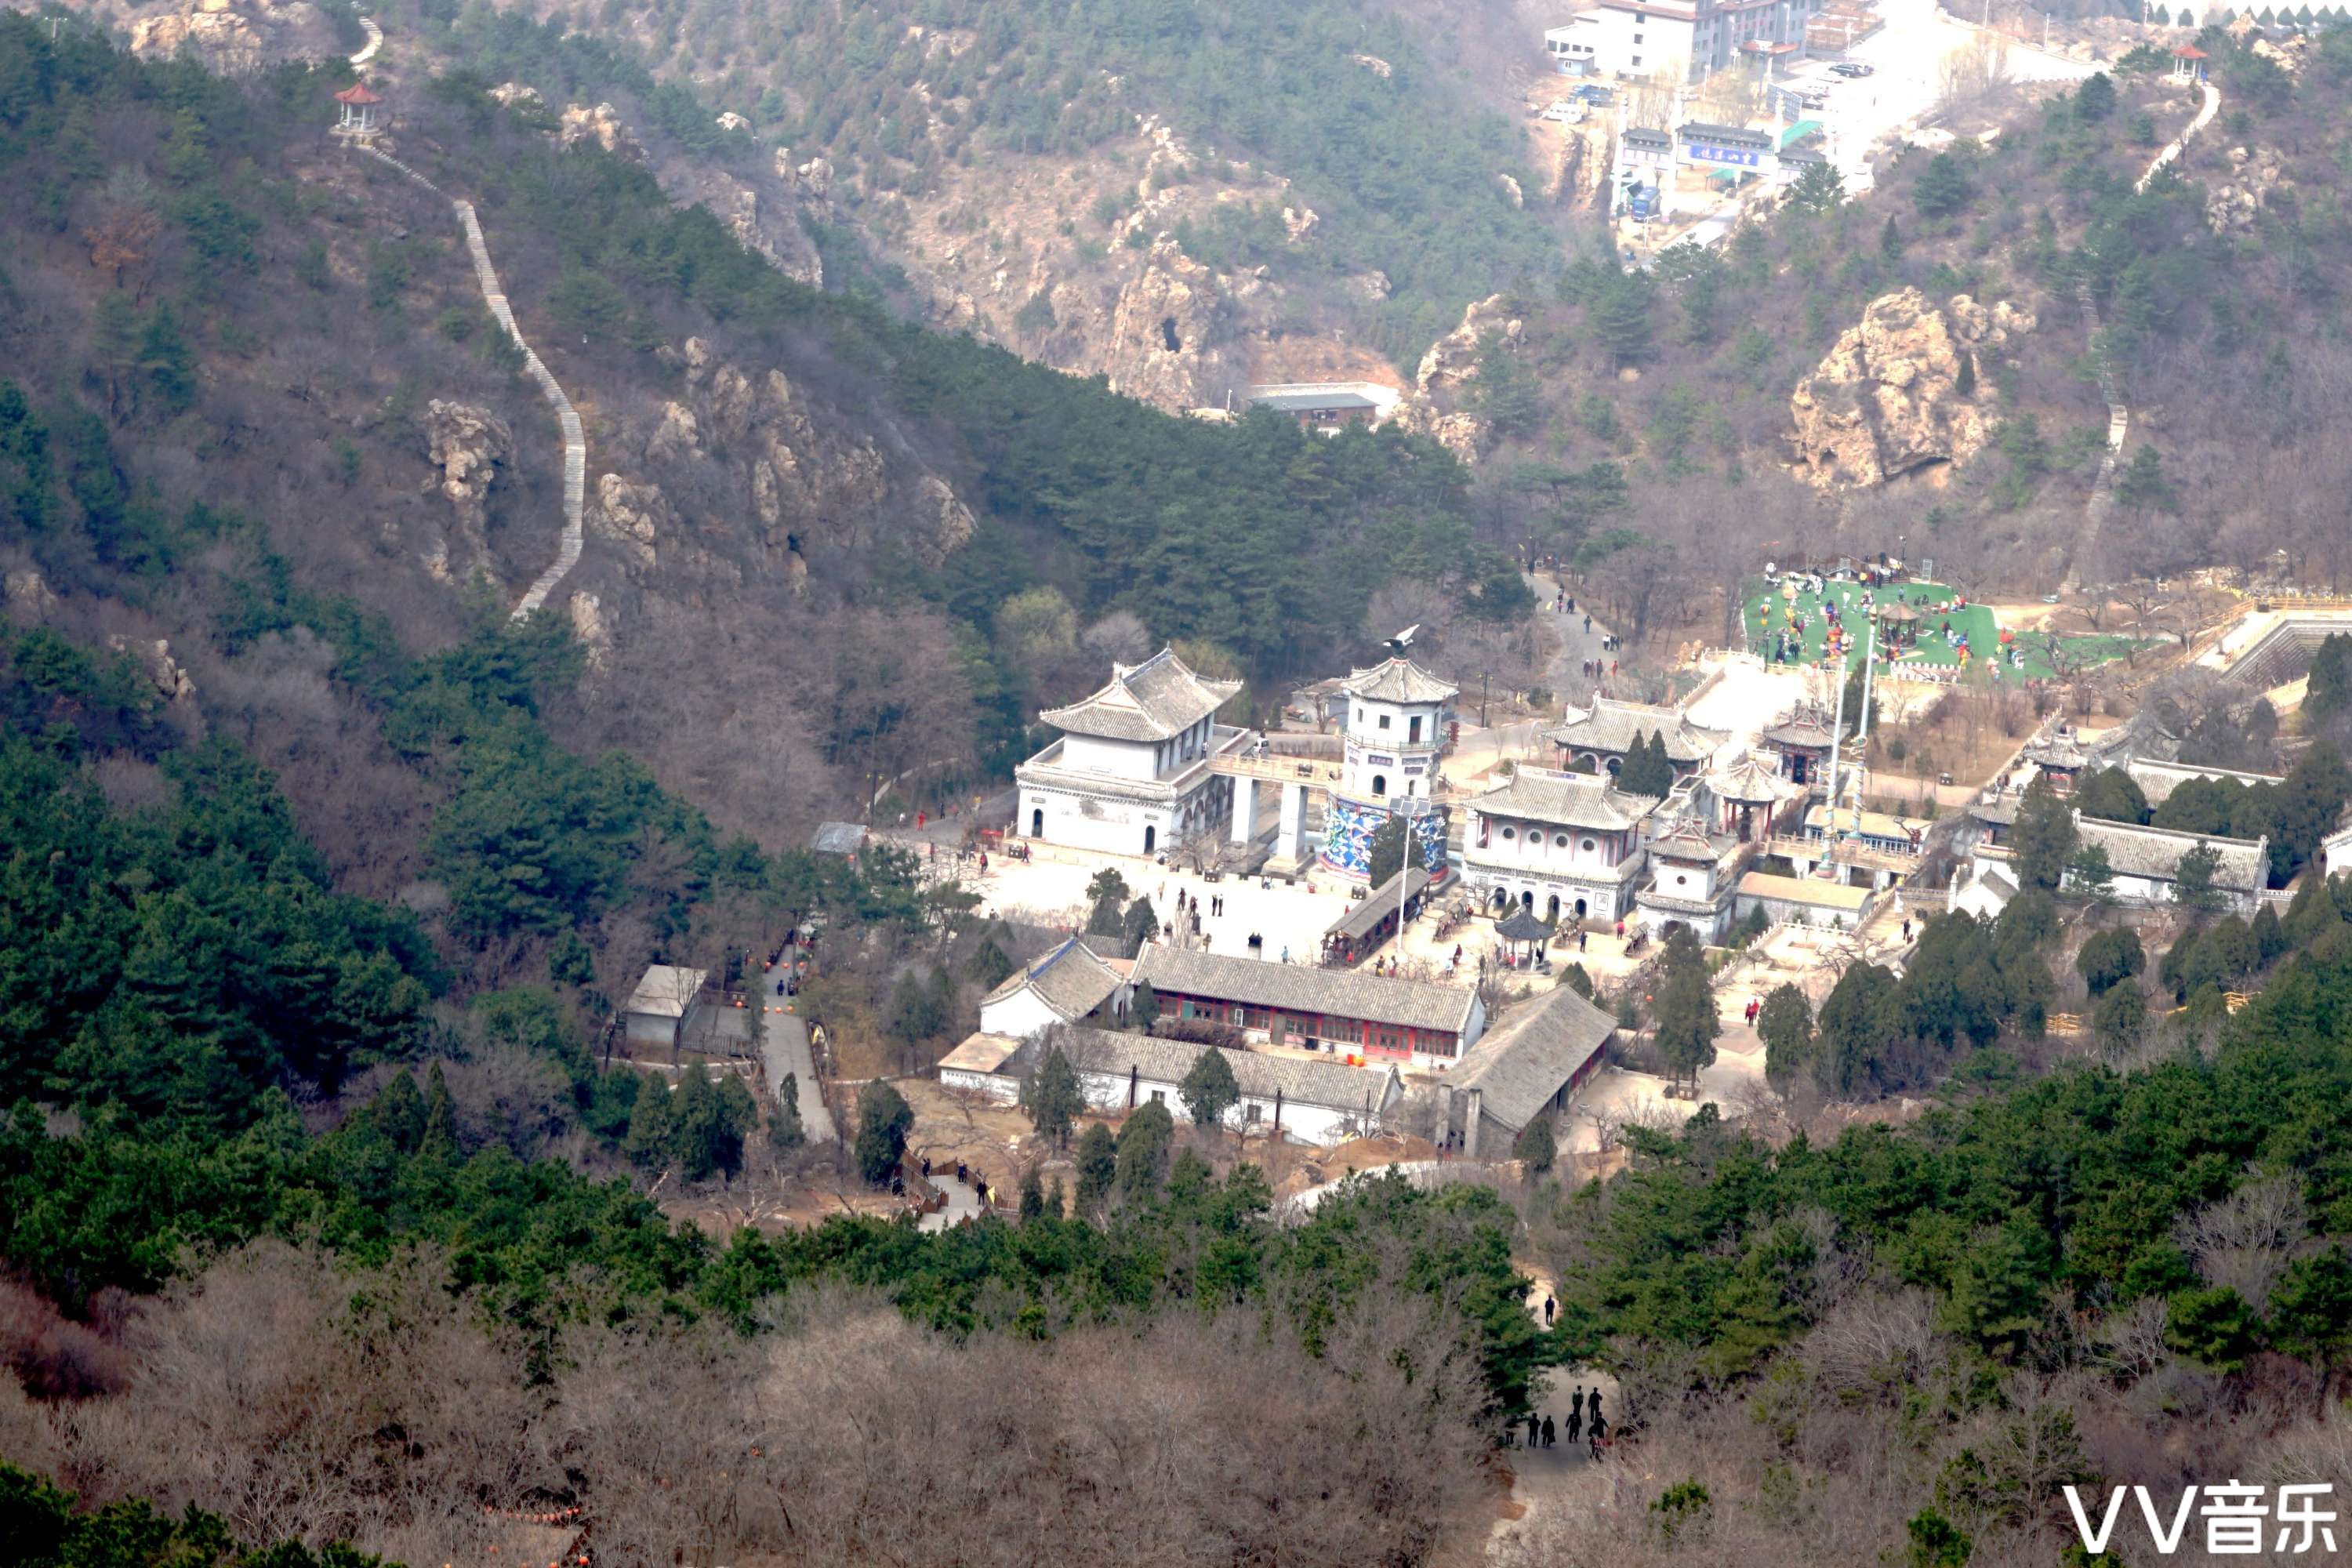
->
1473, 769, 1662, 831
1341, 657, 1459, 704
1044, 1025, 1402, 1116
1447, 986, 1615, 1132
1324, 866, 1436, 945
984, 935, 1125, 1019
1040, 647, 1243, 742
1705, 750, 1796, 803
2071, 815, 2267, 891
1548, 697, 1727, 762
1131, 944, 1478, 1035
2124, 757, 2284, 805
1762, 713, 1837, 749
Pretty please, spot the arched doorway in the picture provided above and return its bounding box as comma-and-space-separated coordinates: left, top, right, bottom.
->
1031, 807, 1044, 837
1605, 756, 1622, 775
1490, 887, 1508, 913
1143, 825, 1156, 855
1371, 774, 1388, 797
1574, 896, 1588, 918
1546, 893, 1561, 923
1520, 891, 1535, 914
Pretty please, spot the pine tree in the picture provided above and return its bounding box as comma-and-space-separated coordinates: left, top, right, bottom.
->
88, 292, 140, 419
1913, 151, 1975, 220
2010, 775, 2078, 894
2173, 840, 2226, 913
1512, 1115, 1557, 1172
2075, 71, 2118, 122
1074, 1121, 1118, 1214
1879, 215, 1904, 263
1123, 895, 1160, 945
1130, 978, 1161, 1032
1018, 1167, 1045, 1220
1178, 1046, 1242, 1139
136, 304, 196, 414
2307, 633, 2352, 717
1590, 267, 1653, 371
769, 1072, 805, 1150
1651, 926, 1719, 1095
853, 1080, 913, 1185
1755, 983, 1814, 1093
1022, 1044, 1085, 1149
423, 1061, 459, 1155
370, 1068, 427, 1152
1116, 1100, 1174, 1199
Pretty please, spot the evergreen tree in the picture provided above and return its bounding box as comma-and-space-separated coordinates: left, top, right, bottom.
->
1022, 1043, 1085, 1149
2282, 873, 2343, 947
1018, 1167, 1045, 1220
2173, 840, 2227, 913
1590, 267, 1653, 371
549, 929, 596, 987
1913, 151, 1975, 219
88, 292, 140, 419
1512, 1114, 1556, 1172
1131, 978, 1161, 1031
1366, 810, 1412, 887
2250, 901, 2288, 965
2072, 766, 2151, 826
1879, 215, 1904, 263
1816, 962, 1898, 1097
1469, 329, 1545, 439
1116, 1099, 1174, 1199
2092, 980, 2147, 1057
1123, 895, 1160, 945
1178, 1046, 1242, 1138
2010, 775, 2078, 894
2075, 71, 2118, 122
422, 1061, 459, 1155
1953, 348, 1976, 397
2307, 633, 2352, 718
1787, 159, 1846, 216
2075, 928, 2144, 996
769, 1073, 805, 1151
2067, 842, 2118, 906
1073, 1121, 1118, 1214
853, 1080, 913, 1186
2114, 443, 2175, 510
136, 304, 196, 414
1652, 926, 1719, 1094
1616, 731, 1675, 797
369, 1068, 427, 1153
1756, 983, 1815, 1093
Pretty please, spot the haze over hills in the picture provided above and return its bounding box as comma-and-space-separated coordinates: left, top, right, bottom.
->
9, 3, 2352, 1566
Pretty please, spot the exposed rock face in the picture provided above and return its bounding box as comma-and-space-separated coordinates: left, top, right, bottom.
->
775, 150, 834, 198
1282, 205, 1319, 243
1388, 404, 1487, 462
559, 103, 642, 160
684, 170, 823, 288
714, 111, 751, 134
1496, 172, 1525, 209
1105, 238, 1227, 410
107, 635, 196, 703
1414, 294, 1518, 396
419, 400, 512, 582
125, 0, 336, 74
2208, 145, 2284, 232
2, 566, 57, 622
674, 338, 972, 568
568, 591, 612, 673
490, 82, 543, 108
1788, 288, 2033, 489
590, 473, 670, 569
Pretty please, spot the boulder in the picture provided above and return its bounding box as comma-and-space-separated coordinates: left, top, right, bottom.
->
2, 566, 57, 622
1787, 288, 2031, 488
107, 635, 196, 703
419, 400, 512, 578
558, 102, 643, 160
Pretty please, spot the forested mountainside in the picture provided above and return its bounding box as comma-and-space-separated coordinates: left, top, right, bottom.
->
0, 10, 1522, 878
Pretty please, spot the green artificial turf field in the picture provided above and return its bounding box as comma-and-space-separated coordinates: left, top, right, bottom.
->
1742, 579, 2148, 680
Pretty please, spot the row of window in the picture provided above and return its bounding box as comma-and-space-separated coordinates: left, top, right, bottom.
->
1497, 826, 1601, 851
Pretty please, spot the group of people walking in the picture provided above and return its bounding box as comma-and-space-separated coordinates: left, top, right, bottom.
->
1523, 1385, 1607, 1457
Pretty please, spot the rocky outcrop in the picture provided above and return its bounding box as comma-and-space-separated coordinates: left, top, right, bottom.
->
107, 634, 195, 703
775, 150, 834, 198
1414, 295, 1519, 397
125, 0, 337, 74
2, 566, 57, 622
568, 591, 612, 673
673, 338, 972, 568
1104, 238, 1228, 410
490, 82, 543, 109
2207, 145, 2284, 233
589, 473, 670, 570
1788, 289, 2034, 489
559, 103, 643, 160
1388, 404, 1487, 463
684, 169, 823, 288
419, 400, 512, 582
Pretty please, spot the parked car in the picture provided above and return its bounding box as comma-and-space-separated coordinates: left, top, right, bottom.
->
1540, 100, 1588, 122
1573, 83, 1614, 103
1830, 61, 1875, 77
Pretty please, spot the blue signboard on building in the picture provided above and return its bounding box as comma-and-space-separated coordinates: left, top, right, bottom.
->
1686, 142, 1763, 168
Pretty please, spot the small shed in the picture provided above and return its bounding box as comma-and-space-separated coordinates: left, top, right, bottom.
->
625, 964, 709, 1054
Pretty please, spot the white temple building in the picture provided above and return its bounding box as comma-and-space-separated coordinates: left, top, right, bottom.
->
1318, 635, 1459, 880
1014, 648, 1253, 857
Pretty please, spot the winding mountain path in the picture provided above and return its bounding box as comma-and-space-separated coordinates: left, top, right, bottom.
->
345, 20, 586, 622
2073, 74, 2220, 584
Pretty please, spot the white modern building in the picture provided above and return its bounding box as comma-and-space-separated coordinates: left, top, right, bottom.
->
1577, 0, 1820, 84
1015, 647, 1253, 858
1461, 768, 1662, 924
1544, 16, 1603, 73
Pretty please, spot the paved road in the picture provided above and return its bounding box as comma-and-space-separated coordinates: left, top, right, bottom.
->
1524, 571, 1618, 699
758, 957, 836, 1143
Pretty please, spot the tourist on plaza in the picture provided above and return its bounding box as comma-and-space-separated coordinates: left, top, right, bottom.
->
1541, 1416, 1555, 1448
1526, 1414, 1541, 1447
